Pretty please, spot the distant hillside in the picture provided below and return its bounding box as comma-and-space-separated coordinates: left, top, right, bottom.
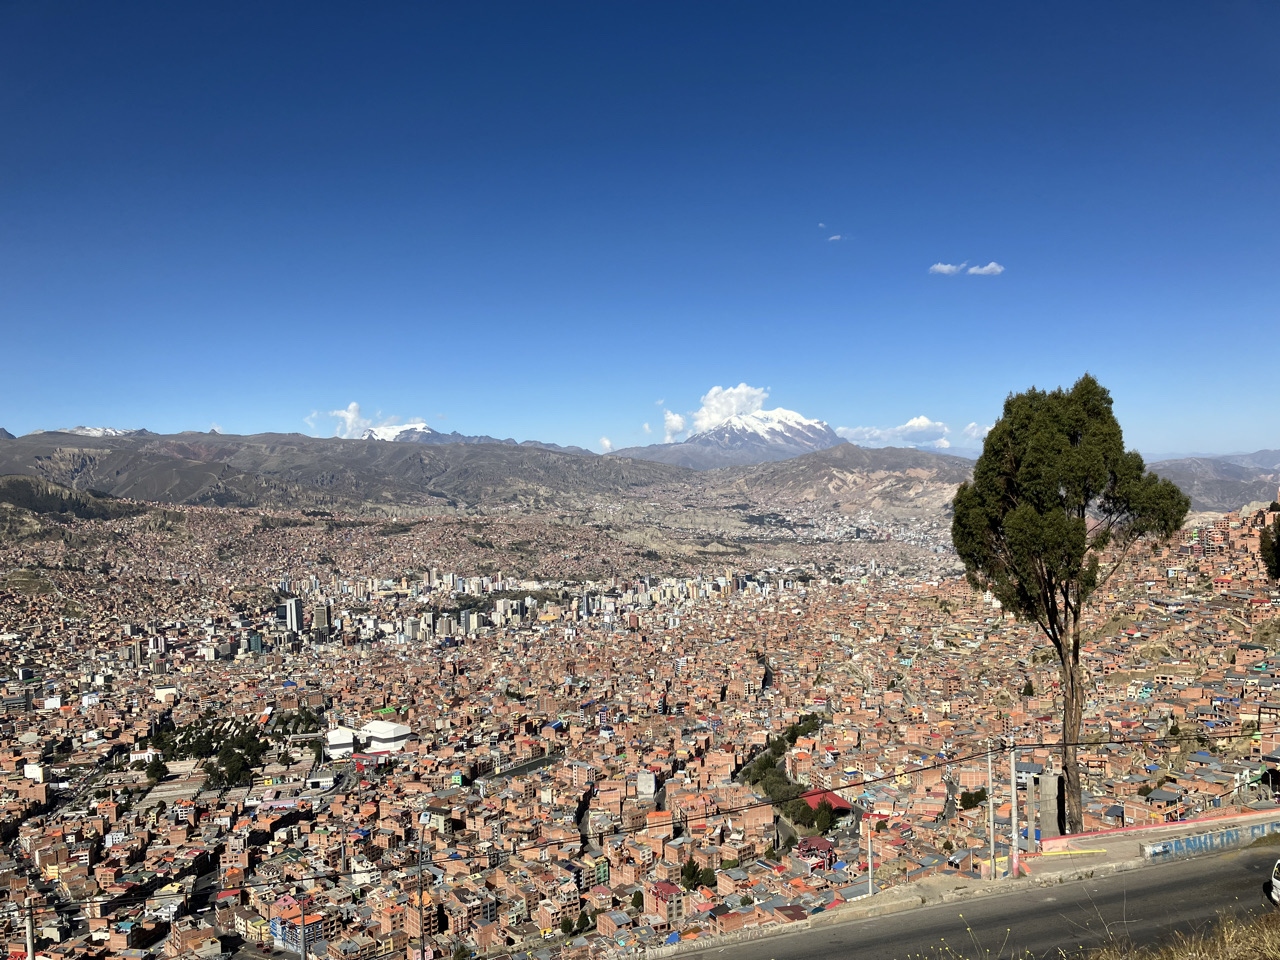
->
1219, 449, 1280, 472
0, 430, 687, 515
704, 443, 975, 517
1149, 455, 1280, 513
0, 474, 149, 542
0, 474, 147, 520
362, 422, 593, 455
613, 441, 759, 470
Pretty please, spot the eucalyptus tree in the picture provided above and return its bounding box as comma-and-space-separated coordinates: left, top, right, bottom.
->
952, 374, 1189, 833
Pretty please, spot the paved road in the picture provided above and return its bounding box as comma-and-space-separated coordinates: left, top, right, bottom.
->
695, 849, 1277, 960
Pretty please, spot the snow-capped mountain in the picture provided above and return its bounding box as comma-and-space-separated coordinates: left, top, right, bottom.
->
613, 407, 844, 469
37, 426, 144, 438
688, 408, 841, 452
362, 423, 439, 442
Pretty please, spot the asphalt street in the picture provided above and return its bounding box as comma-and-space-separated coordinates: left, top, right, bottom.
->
692, 848, 1279, 960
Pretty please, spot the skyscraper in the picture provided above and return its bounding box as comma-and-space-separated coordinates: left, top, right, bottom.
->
313, 602, 331, 639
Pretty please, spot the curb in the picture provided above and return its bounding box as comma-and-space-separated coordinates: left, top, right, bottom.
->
644, 812, 1280, 959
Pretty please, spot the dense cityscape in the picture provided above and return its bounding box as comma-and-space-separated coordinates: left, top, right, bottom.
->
1, 492, 1278, 960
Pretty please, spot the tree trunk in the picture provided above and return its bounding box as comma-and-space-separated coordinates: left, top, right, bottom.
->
1060, 652, 1085, 835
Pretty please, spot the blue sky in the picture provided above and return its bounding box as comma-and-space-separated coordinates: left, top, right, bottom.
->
2, 2, 1277, 458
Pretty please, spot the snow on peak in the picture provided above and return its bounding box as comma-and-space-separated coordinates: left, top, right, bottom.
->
361, 422, 437, 441
691, 407, 828, 440
42, 426, 141, 438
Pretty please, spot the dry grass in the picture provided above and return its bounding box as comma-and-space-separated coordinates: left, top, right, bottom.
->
1091, 910, 1280, 960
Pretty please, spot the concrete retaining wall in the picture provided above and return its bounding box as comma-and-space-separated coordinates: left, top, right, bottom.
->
1141, 816, 1280, 862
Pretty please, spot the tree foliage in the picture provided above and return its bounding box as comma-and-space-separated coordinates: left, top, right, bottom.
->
951, 374, 1189, 832
680, 857, 700, 889
814, 799, 834, 833
1261, 515, 1280, 580
959, 787, 988, 810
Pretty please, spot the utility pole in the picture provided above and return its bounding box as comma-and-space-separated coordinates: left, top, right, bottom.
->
1027, 773, 1038, 855
298, 900, 307, 960
865, 813, 873, 897
416, 816, 427, 960
25, 898, 35, 960
986, 742, 997, 879
1009, 740, 1019, 879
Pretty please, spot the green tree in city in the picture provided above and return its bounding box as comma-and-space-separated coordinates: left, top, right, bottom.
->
680, 857, 701, 889
952, 374, 1189, 834
145, 755, 169, 783
560, 916, 574, 936
959, 788, 988, 810
1261, 515, 1280, 580
814, 799, 834, 833
631, 890, 644, 910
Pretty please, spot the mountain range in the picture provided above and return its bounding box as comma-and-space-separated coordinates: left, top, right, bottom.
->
0, 420, 1274, 517
1146, 452, 1280, 514
0, 427, 966, 522
360, 421, 593, 455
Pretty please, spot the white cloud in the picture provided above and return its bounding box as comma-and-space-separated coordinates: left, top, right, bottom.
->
967, 261, 1005, 275
642, 422, 652, 434
818, 222, 826, 228
323, 402, 426, 439
599, 436, 613, 453
303, 410, 319, 433
929, 262, 965, 275
691, 383, 769, 433
963, 421, 992, 440
663, 409, 687, 443
836, 415, 951, 449
828, 235, 842, 242
209, 422, 223, 434
328, 402, 373, 439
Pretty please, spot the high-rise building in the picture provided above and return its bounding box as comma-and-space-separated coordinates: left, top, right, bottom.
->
284, 598, 303, 633
313, 602, 331, 638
